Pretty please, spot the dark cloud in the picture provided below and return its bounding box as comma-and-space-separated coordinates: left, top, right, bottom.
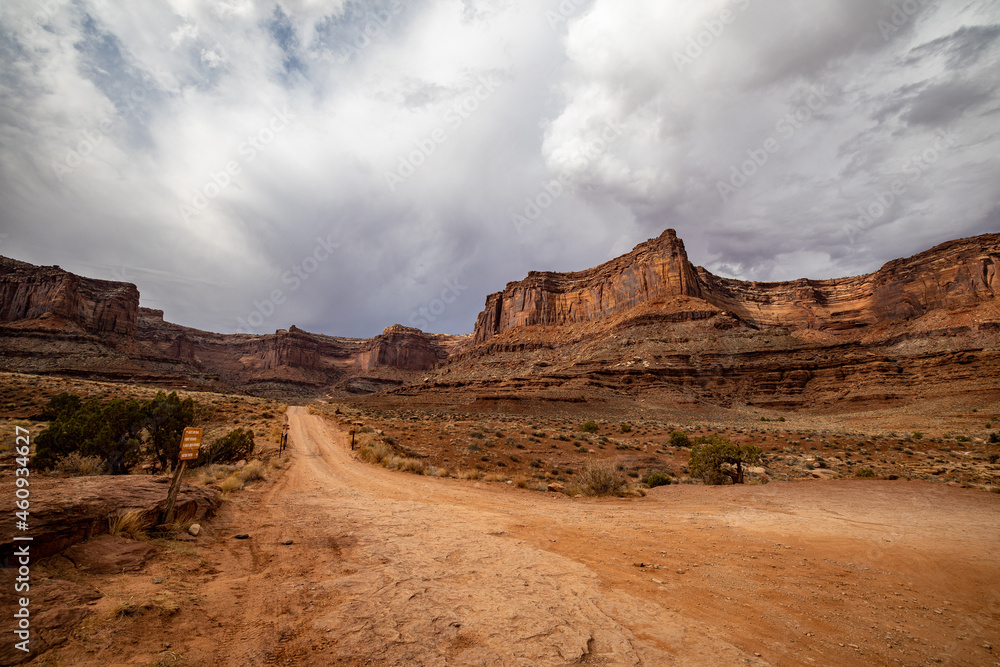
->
0, 0, 998, 336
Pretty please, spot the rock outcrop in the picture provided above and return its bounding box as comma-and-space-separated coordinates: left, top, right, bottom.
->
0, 476, 219, 565
0, 257, 138, 335
473, 230, 1000, 343
0, 263, 470, 392
474, 229, 700, 343
357, 325, 451, 372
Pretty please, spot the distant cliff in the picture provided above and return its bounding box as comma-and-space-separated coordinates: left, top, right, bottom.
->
0, 261, 468, 392
473, 230, 1000, 342
0, 257, 138, 336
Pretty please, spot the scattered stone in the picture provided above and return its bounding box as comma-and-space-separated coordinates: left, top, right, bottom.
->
282, 540, 294, 545
547, 482, 565, 493
235, 534, 250, 540
153, 577, 166, 584
676, 569, 685, 575
188, 523, 201, 537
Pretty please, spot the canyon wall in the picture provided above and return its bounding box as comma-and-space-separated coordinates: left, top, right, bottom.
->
474, 229, 700, 343
473, 231, 1000, 342
0, 257, 138, 336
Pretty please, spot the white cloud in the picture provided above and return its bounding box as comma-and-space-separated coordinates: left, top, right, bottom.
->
0, 0, 998, 336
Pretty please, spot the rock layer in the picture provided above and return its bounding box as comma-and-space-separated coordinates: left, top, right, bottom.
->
473, 230, 1000, 343
0, 257, 138, 335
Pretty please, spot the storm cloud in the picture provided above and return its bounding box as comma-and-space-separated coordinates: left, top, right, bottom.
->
0, 0, 997, 337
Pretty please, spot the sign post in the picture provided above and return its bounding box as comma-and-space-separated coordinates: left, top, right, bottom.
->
161, 427, 203, 526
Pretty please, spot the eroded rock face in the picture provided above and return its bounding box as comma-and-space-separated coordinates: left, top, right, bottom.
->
0, 257, 138, 336
0, 476, 219, 565
696, 235, 1000, 332
473, 231, 1000, 343
474, 229, 700, 343
357, 325, 450, 371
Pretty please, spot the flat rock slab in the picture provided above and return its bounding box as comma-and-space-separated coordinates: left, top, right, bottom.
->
63, 535, 157, 574
0, 475, 219, 565
0, 575, 103, 665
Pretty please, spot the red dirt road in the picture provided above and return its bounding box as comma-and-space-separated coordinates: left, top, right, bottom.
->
53, 406, 1000, 665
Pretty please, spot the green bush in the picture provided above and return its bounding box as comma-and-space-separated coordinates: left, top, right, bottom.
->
856, 468, 876, 478
645, 472, 671, 488
620, 423, 632, 433
990, 432, 1000, 444
33, 396, 146, 474
579, 421, 599, 434
688, 435, 761, 485
669, 431, 691, 448
197, 428, 255, 466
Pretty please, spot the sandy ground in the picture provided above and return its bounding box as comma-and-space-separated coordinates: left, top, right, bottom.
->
43, 406, 1000, 666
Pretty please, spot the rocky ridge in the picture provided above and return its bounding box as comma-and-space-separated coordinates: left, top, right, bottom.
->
0, 230, 997, 408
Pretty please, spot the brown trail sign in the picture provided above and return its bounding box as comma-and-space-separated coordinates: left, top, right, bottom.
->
161, 427, 203, 525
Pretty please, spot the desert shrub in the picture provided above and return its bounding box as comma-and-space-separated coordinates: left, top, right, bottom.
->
532, 431, 547, 438
988, 453, 999, 464
912, 431, 924, 440
579, 421, 599, 434
529, 459, 542, 468
237, 460, 267, 483
220, 475, 244, 493
145, 391, 195, 473
955, 435, 971, 443
555, 434, 571, 442
856, 468, 876, 478
669, 431, 691, 448
197, 428, 255, 466
688, 435, 761, 485
37, 392, 82, 421
397, 457, 426, 474
989, 432, 999, 444
33, 396, 145, 474
359, 440, 394, 465
56, 452, 105, 476
578, 460, 627, 496
620, 423, 632, 433
470, 431, 485, 439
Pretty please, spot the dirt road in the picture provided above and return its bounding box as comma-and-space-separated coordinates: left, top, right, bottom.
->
68, 406, 999, 665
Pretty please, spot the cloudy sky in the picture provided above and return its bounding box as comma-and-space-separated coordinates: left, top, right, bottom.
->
1, 0, 998, 337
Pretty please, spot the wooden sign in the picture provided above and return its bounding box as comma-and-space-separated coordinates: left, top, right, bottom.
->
178, 427, 203, 461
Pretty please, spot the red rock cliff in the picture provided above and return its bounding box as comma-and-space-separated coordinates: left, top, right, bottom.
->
474, 229, 700, 343
472, 230, 1000, 342
0, 257, 138, 336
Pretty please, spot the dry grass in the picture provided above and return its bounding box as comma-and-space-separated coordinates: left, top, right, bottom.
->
577, 460, 628, 497
220, 475, 244, 494
108, 510, 149, 539
237, 459, 267, 483
56, 452, 104, 476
